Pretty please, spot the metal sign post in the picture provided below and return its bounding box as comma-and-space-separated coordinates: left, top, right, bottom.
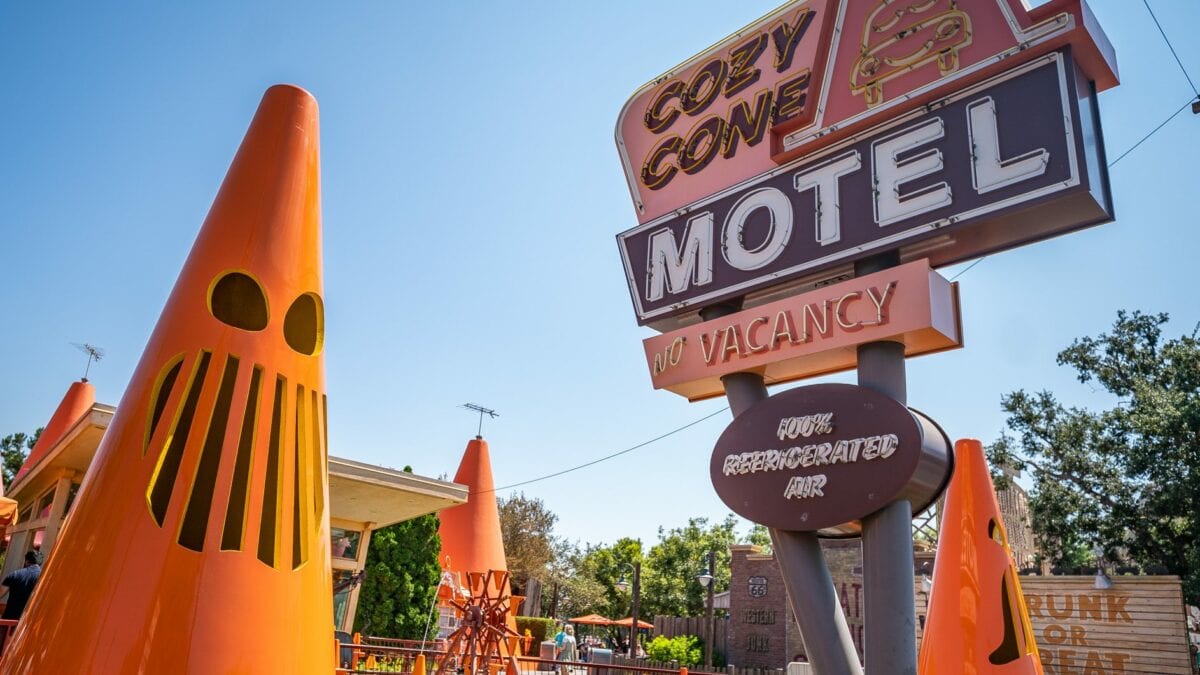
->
702, 304, 863, 675
854, 252, 916, 674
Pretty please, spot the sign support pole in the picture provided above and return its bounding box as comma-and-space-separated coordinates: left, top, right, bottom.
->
702, 306, 863, 675
855, 252, 917, 674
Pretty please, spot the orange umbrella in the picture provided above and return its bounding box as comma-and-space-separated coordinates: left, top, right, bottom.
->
612, 617, 653, 630
570, 614, 613, 626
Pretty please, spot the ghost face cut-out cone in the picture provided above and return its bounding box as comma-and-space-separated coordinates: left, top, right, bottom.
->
918, 439, 1041, 675
2, 85, 333, 673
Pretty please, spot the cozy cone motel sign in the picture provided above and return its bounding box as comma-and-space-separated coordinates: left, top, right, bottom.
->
617, 0, 1117, 337
613, 0, 1118, 669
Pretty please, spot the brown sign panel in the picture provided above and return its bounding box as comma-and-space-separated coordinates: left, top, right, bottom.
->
710, 383, 950, 536
618, 50, 1111, 329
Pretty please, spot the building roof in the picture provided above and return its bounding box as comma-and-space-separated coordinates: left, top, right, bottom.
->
328, 456, 467, 528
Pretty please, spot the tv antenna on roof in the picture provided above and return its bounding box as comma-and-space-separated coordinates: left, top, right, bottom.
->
460, 403, 498, 438
71, 342, 105, 382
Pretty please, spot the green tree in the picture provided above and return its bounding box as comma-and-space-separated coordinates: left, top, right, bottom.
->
2, 428, 42, 487
744, 523, 772, 554
498, 493, 561, 602
354, 467, 443, 638
987, 311, 1200, 601
641, 515, 737, 617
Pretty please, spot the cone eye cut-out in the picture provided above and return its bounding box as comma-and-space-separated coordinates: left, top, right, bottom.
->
209, 271, 269, 331
284, 292, 324, 356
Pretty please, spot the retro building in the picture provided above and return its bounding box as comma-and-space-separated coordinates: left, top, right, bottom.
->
1, 378, 467, 633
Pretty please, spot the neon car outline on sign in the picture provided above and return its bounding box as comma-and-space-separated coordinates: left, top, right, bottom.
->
850, 0, 974, 107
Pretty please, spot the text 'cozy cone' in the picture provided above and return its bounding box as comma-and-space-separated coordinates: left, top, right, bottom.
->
918, 439, 1041, 674
2, 85, 333, 673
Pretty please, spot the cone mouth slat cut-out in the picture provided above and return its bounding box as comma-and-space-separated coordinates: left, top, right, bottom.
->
1, 84, 334, 673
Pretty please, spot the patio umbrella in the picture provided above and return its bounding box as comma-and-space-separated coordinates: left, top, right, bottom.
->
569, 614, 613, 626
612, 617, 653, 629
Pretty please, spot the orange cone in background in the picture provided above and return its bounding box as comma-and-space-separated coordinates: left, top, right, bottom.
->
438, 437, 508, 575
437, 437, 522, 657
918, 439, 1042, 674
10, 379, 96, 488
2, 85, 333, 672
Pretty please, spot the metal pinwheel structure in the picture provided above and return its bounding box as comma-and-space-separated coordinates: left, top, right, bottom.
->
437, 570, 521, 675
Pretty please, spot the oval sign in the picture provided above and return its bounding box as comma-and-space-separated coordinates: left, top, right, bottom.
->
710, 383, 951, 536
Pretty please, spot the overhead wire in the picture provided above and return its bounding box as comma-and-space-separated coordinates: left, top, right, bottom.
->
945, 90, 1196, 282
475, 405, 730, 496
1141, 0, 1198, 98
481, 6, 1200, 495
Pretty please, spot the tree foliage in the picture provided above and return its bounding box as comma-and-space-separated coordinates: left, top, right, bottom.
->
354, 467, 443, 638
640, 515, 737, 617
498, 492, 561, 599
2, 429, 42, 487
987, 311, 1200, 600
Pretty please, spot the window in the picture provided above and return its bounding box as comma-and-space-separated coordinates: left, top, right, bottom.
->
437, 606, 458, 639
37, 489, 55, 520
331, 527, 361, 561
18, 506, 31, 524
333, 569, 354, 630
64, 482, 81, 515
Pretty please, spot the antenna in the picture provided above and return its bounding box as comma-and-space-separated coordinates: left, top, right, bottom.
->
71, 342, 105, 382
460, 403, 499, 438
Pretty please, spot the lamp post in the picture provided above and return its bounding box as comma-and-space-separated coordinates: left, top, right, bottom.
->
617, 562, 642, 658
696, 551, 715, 668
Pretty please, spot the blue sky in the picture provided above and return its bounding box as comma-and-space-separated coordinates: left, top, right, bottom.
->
1, 1, 1197, 549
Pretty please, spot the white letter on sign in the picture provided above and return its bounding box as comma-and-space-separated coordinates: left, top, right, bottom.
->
645, 212, 713, 302
872, 118, 952, 227
721, 187, 793, 271
793, 150, 862, 246
968, 96, 1050, 194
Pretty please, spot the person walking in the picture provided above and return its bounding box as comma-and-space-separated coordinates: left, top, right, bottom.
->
557, 624, 577, 675
1, 551, 43, 620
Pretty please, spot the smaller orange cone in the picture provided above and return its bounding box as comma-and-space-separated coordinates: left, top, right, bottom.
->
438, 437, 508, 575
918, 439, 1042, 674
10, 379, 95, 487
413, 652, 426, 675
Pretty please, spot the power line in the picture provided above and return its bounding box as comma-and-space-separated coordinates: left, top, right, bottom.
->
1108, 98, 1194, 168
475, 405, 730, 496
1142, 0, 1198, 97
949, 258, 986, 281
482, 50, 1200, 495
951, 95, 1196, 282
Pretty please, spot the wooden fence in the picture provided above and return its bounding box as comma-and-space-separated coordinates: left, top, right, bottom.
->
652, 616, 729, 664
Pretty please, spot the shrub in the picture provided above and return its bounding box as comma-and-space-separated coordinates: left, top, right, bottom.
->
644, 635, 701, 667
516, 616, 557, 645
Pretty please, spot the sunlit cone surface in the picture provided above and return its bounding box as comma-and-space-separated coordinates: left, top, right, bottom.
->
438, 438, 508, 576
1, 85, 333, 673
918, 439, 1042, 674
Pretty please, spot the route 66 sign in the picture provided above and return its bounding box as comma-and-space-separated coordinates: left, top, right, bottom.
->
748, 576, 768, 598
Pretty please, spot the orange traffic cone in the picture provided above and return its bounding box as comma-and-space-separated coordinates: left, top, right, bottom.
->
1, 85, 333, 672
438, 437, 508, 575
918, 439, 1042, 674
9, 379, 95, 490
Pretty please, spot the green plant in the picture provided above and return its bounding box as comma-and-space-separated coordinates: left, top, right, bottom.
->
515, 616, 557, 645
644, 635, 701, 667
